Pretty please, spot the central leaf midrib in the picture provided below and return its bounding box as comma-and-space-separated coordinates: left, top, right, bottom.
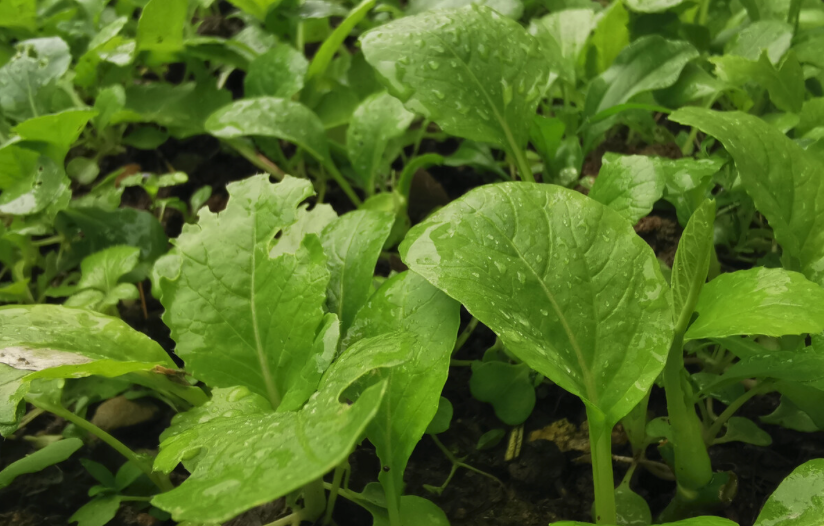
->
249, 214, 281, 408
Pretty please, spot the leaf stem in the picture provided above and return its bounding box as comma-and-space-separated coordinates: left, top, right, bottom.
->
586, 408, 616, 525
322, 161, 363, 208
323, 463, 347, 525
223, 139, 285, 179
512, 146, 535, 183
430, 435, 504, 488
705, 381, 774, 443
452, 317, 479, 354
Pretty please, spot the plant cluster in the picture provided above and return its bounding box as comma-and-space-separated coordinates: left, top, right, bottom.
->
2, 0, 824, 525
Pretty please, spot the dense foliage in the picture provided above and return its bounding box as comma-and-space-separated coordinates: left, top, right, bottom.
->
2, 0, 824, 525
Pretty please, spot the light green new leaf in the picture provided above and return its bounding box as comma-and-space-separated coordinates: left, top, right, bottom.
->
529, 9, 595, 84
0, 37, 71, 122
0, 155, 67, 216
555, 517, 738, 526
0, 0, 36, 31
161, 175, 330, 410
588, 1, 629, 74
137, 0, 187, 52
343, 271, 459, 513
589, 154, 666, 224
686, 268, 824, 340
244, 46, 308, 99
671, 200, 716, 322
754, 458, 824, 526
408, 0, 523, 18
584, 35, 698, 119
13, 109, 97, 162
66, 246, 140, 312
470, 361, 535, 425
269, 204, 337, 259
623, 0, 687, 13
347, 92, 415, 190
670, 108, 824, 286
151, 333, 413, 523
0, 438, 83, 489
206, 97, 330, 166
320, 210, 394, 335
710, 52, 804, 113
361, 5, 553, 156
401, 183, 673, 427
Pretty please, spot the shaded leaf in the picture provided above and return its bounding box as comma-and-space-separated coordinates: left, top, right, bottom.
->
470, 361, 535, 425
0, 438, 82, 489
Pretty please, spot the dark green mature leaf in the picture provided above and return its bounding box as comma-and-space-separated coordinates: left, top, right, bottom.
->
69, 495, 121, 526
347, 92, 415, 190
584, 35, 698, 119
711, 52, 804, 113
161, 175, 331, 410
655, 63, 724, 108
361, 5, 552, 155
151, 333, 413, 523
206, 97, 331, 165
714, 417, 772, 446
343, 271, 460, 512
529, 9, 595, 84
401, 183, 673, 427
670, 109, 824, 287
754, 458, 824, 526
407, 0, 523, 18
320, 210, 394, 335
0, 438, 83, 489
686, 268, 824, 340
0, 37, 71, 122
136, 0, 187, 52
470, 361, 535, 425
426, 397, 453, 434
671, 200, 716, 321
244, 46, 308, 99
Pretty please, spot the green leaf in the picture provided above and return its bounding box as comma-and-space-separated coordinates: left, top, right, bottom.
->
245, 46, 308, 99
69, 495, 122, 526
347, 92, 415, 190
761, 395, 820, 432
686, 268, 824, 340
343, 271, 459, 510
710, 51, 804, 113
0, 438, 83, 489
588, 154, 667, 224
426, 396, 453, 434
529, 9, 595, 84
66, 246, 140, 312
137, 0, 187, 52
714, 416, 772, 446
306, 0, 376, 80
360, 5, 552, 156
151, 333, 413, 523
754, 458, 824, 526
0, 37, 71, 122
588, 0, 629, 74
226, 0, 281, 20
726, 20, 793, 64
655, 63, 724, 108
470, 361, 536, 425
670, 108, 824, 287
206, 97, 331, 166
0, 304, 175, 371
320, 210, 394, 335
400, 183, 673, 427
555, 517, 738, 526
13, 109, 97, 162
161, 175, 329, 410
477, 428, 505, 449
407, 0, 524, 19
614, 484, 651, 526
0, 0, 36, 31
584, 35, 698, 119
0, 365, 29, 427
372, 495, 450, 526
269, 203, 338, 259
122, 127, 169, 150
671, 200, 716, 322
0, 155, 68, 216
623, 0, 687, 12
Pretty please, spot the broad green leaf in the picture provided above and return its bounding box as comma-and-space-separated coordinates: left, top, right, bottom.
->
75, 17, 134, 88
671, 200, 716, 321
670, 108, 824, 287
66, 246, 140, 312
714, 416, 772, 446
0, 438, 83, 489
0, 37, 71, 122
0, 0, 36, 31
761, 395, 820, 432
69, 495, 121, 526
151, 333, 412, 523
347, 92, 415, 190
161, 175, 330, 410
13, 109, 97, 162
0, 155, 67, 216
738, 0, 795, 22
589, 154, 666, 224
244, 46, 308, 99
726, 20, 793, 64
584, 35, 698, 119
401, 183, 673, 427
555, 518, 738, 526
426, 396, 453, 434
0, 143, 39, 189
655, 63, 724, 108
0, 305, 174, 369
529, 9, 596, 84
614, 484, 651, 526
408, 0, 524, 18
269, 203, 338, 259
710, 52, 804, 113
206, 97, 331, 166
623, 0, 686, 13
360, 5, 553, 156
372, 495, 450, 526
320, 210, 394, 335
137, 0, 187, 52
469, 361, 535, 425
588, 0, 629, 74
342, 271, 459, 514
114, 82, 231, 138
685, 268, 824, 340
754, 458, 824, 526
